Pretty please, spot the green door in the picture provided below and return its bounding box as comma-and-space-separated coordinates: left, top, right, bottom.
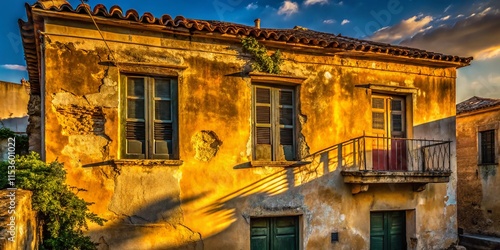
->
251, 216, 299, 250
370, 211, 406, 250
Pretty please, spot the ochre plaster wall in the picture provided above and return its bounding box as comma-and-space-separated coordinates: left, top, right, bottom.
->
37, 17, 459, 249
457, 108, 500, 237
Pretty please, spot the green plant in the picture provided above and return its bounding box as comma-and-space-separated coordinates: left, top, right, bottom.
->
0, 127, 15, 139
1, 152, 106, 250
241, 37, 283, 74
0, 127, 29, 155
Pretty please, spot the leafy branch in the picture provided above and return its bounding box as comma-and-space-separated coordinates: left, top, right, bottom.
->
1, 152, 106, 249
241, 37, 283, 74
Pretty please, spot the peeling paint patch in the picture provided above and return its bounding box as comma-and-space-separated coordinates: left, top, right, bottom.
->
191, 130, 222, 161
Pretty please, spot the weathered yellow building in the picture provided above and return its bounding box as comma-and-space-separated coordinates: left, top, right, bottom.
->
456, 96, 500, 238
20, 1, 472, 249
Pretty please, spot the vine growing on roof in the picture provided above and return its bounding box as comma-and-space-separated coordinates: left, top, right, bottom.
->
241, 37, 283, 74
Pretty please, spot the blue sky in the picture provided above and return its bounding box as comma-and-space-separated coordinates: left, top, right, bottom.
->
1, 0, 499, 102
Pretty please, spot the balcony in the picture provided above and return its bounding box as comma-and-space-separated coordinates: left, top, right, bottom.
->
339, 136, 452, 193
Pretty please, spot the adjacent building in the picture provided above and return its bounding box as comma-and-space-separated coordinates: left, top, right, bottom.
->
0, 80, 29, 160
20, 1, 472, 249
457, 96, 500, 237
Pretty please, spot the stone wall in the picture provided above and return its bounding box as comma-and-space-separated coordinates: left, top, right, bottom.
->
0, 190, 37, 250
457, 107, 500, 236
34, 17, 461, 249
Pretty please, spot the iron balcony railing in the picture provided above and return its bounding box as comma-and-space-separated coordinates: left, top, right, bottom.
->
339, 135, 451, 172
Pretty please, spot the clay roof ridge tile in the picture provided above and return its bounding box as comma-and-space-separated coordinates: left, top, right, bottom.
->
108, 5, 124, 18
124, 9, 140, 21
140, 12, 156, 23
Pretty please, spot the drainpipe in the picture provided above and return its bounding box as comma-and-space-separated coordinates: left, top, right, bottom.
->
39, 31, 46, 161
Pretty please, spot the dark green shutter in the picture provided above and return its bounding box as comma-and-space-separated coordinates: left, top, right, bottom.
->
278, 89, 294, 161
251, 216, 299, 250
251, 218, 270, 250
126, 77, 146, 158
255, 87, 272, 160
153, 78, 176, 159
370, 211, 406, 250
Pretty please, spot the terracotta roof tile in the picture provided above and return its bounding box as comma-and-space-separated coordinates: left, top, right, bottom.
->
20, 2, 473, 95
457, 96, 500, 114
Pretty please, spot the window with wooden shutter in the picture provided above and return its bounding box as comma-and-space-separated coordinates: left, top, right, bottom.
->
254, 86, 295, 161
123, 75, 178, 159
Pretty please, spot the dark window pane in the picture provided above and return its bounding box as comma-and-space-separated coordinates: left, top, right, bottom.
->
481, 130, 495, 164
280, 128, 294, 145
372, 98, 385, 109
155, 79, 171, 98
154, 122, 173, 140
127, 78, 144, 96
256, 127, 271, 144
126, 121, 145, 140
256, 106, 271, 124
280, 90, 293, 105
280, 108, 293, 125
392, 114, 402, 132
127, 98, 145, 119
256, 88, 271, 104
155, 100, 172, 120
391, 100, 402, 111
372, 112, 385, 129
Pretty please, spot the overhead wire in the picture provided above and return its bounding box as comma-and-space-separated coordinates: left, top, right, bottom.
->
80, 0, 118, 63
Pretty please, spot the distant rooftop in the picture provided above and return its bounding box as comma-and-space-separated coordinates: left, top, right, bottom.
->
457, 96, 500, 115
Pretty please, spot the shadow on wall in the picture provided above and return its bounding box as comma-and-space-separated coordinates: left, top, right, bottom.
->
86, 148, 342, 249
88, 192, 208, 249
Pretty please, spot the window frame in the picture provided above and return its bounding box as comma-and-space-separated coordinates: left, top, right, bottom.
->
252, 84, 297, 161
371, 94, 408, 138
120, 74, 179, 160
479, 129, 497, 165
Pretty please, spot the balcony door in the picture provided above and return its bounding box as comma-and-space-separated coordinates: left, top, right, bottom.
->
371, 95, 407, 171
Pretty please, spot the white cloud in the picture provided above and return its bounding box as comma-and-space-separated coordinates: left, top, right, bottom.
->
341, 19, 350, 25
0, 64, 27, 71
475, 46, 500, 60
246, 2, 258, 10
438, 15, 451, 21
456, 14, 464, 18
278, 1, 299, 17
444, 4, 452, 13
323, 19, 335, 24
304, 0, 328, 6
479, 7, 492, 16
400, 7, 500, 60
368, 15, 433, 43
338, 1, 343, 6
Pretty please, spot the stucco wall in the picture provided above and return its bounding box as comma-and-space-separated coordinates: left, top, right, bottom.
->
36, 17, 459, 249
0, 190, 37, 250
0, 81, 29, 133
457, 108, 500, 237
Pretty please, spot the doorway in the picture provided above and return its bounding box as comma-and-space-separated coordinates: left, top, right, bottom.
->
370, 211, 407, 250
371, 95, 407, 171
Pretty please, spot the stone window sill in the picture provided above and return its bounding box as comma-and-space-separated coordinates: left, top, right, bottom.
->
250, 161, 311, 168
112, 159, 183, 167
